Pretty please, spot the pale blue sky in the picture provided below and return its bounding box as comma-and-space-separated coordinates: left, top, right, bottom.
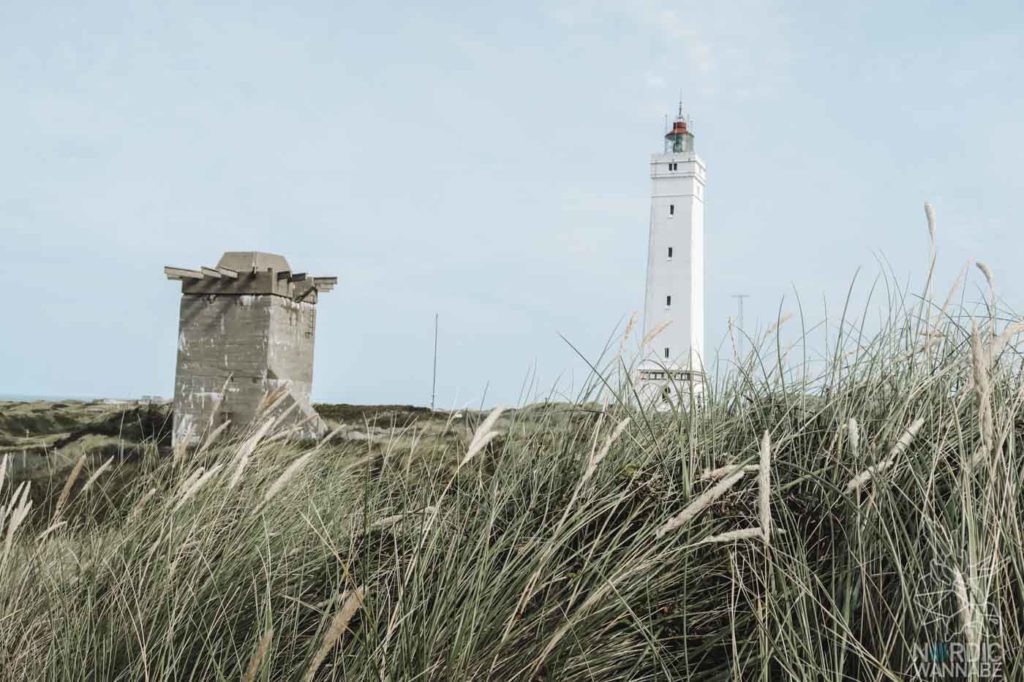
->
2, 0, 1022, 406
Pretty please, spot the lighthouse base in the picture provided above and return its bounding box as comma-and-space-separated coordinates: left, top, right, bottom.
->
636, 366, 704, 411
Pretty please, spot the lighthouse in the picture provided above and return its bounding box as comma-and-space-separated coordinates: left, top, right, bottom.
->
638, 107, 706, 405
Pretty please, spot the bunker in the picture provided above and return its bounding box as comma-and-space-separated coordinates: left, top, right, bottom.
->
165, 252, 336, 445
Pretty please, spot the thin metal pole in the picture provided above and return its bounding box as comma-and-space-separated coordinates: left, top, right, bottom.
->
430, 313, 438, 411
732, 294, 749, 357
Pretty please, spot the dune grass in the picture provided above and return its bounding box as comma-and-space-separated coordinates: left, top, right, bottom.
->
1, 255, 1022, 678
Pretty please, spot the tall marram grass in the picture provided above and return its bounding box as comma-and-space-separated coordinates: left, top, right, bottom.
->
2, 240, 1024, 679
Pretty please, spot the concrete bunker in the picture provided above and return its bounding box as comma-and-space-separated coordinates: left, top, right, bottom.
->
165, 252, 336, 445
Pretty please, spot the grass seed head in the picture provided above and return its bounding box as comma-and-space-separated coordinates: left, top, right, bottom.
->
758, 430, 772, 543
263, 452, 316, 504
976, 261, 994, 290
242, 627, 274, 682
81, 458, 114, 493
52, 454, 87, 522
303, 587, 365, 682
171, 464, 223, 513
656, 468, 747, 538
699, 464, 758, 481
700, 527, 764, 545
461, 406, 505, 469
847, 417, 860, 458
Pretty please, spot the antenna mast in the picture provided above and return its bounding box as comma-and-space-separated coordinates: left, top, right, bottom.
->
732, 294, 749, 357
430, 313, 439, 411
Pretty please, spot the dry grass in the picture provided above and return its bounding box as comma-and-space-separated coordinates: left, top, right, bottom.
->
0, 216, 1021, 679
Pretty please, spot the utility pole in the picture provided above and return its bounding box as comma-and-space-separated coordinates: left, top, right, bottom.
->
732, 294, 749, 357
430, 313, 439, 411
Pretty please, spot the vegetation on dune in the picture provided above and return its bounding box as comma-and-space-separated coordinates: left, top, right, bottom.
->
1, 216, 1022, 679
0, 400, 170, 451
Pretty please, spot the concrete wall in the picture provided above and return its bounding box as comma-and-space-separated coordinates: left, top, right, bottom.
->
172, 294, 323, 445
266, 298, 321, 429
267, 298, 316, 394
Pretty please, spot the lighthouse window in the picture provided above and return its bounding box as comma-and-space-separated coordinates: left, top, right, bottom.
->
669, 204, 675, 216
667, 247, 673, 258
664, 347, 670, 359
666, 295, 672, 307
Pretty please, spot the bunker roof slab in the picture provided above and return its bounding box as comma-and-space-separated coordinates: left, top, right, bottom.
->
165, 251, 336, 302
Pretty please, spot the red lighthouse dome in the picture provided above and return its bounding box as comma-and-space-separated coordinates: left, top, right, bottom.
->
664, 114, 694, 154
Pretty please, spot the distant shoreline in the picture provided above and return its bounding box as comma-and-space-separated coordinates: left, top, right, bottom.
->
0, 394, 133, 403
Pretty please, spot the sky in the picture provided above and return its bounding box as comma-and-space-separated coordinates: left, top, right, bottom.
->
2, 0, 1023, 407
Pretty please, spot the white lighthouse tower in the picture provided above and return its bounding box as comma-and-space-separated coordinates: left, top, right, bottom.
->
638, 106, 706, 405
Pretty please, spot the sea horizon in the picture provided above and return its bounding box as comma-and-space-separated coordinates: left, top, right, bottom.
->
0, 393, 143, 403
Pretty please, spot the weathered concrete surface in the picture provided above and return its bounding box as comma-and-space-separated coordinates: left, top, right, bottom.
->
217, 251, 290, 273
167, 252, 336, 446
